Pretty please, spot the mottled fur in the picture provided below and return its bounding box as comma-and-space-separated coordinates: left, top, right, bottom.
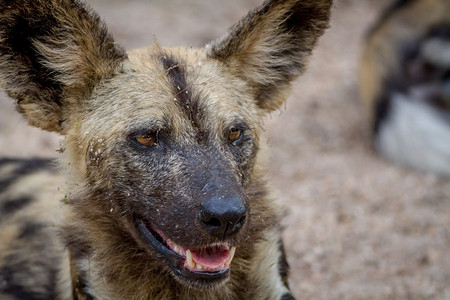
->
0, 0, 331, 299
360, 0, 450, 175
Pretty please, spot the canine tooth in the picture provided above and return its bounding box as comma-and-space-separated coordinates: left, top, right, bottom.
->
186, 249, 195, 268
225, 247, 236, 266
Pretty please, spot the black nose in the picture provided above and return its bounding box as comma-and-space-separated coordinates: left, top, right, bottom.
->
199, 195, 247, 240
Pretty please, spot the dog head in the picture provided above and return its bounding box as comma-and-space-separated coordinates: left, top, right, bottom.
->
0, 0, 331, 289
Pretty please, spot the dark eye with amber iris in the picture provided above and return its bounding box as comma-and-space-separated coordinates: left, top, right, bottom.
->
134, 133, 157, 148
228, 129, 242, 143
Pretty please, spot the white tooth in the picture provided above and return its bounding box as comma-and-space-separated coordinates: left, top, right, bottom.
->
186, 249, 195, 268
197, 263, 203, 270
225, 247, 236, 266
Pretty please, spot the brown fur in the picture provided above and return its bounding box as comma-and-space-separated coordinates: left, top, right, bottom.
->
0, 0, 331, 299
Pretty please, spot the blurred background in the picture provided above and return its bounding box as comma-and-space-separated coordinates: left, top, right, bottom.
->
1, 0, 449, 298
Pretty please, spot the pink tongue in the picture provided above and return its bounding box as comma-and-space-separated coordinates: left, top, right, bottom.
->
191, 248, 230, 268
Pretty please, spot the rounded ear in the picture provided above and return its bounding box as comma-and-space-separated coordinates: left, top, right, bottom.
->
0, 0, 127, 132
207, 0, 332, 112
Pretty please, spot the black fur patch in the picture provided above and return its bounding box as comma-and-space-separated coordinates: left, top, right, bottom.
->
160, 55, 195, 117
64, 225, 93, 259
0, 219, 58, 299
280, 292, 296, 300
159, 53, 205, 139
428, 23, 450, 40
278, 239, 290, 288
0, 196, 32, 215
0, 158, 54, 191
0, 158, 52, 168
0, 266, 37, 300
373, 91, 392, 135
18, 221, 45, 239
0, 265, 57, 300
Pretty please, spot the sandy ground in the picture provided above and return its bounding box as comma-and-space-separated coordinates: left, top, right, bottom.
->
1, 0, 450, 299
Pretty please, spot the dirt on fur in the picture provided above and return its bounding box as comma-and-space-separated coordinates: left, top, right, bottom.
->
0, 0, 449, 299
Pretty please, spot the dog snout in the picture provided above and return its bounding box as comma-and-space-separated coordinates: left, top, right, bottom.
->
199, 194, 247, 240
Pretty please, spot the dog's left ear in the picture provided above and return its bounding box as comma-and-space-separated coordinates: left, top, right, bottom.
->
207, 0, 332, 112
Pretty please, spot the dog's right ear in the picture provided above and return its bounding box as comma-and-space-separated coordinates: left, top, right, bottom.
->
0, 0, 127, 132
207, 0, 332, 113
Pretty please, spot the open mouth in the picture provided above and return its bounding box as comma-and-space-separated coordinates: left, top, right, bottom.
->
134, 217, 236, 286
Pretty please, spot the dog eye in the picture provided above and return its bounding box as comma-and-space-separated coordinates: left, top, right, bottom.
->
228, 129, 242, 143
133, 133, 157, 147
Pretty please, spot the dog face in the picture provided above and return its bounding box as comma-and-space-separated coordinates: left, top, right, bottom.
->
70, 48, 264, 287
0, 0, 331, 291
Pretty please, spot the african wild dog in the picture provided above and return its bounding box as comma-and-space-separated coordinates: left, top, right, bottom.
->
360, 0, 450, 176
0, 0, 331, 299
